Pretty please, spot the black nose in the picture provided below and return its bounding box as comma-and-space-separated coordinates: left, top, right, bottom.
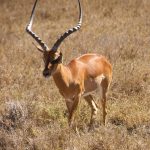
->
43, 69, 50, 77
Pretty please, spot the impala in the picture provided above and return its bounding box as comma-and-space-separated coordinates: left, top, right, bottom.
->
26, 0, 112, 131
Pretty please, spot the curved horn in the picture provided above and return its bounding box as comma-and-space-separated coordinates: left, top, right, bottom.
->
26, 0, 49, 51
51, 0, 82, 51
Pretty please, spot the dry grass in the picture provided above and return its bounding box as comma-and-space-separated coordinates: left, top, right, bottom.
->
0, 0, 150, 149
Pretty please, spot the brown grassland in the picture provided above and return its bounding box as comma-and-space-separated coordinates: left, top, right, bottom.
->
0, 0, 150, 149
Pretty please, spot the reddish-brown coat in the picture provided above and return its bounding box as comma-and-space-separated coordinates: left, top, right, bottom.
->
51, 53, 112, 130
53, 53, 112, 99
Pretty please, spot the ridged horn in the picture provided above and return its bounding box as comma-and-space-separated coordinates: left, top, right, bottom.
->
51, 0, 82, 51
26, 0, 49, 51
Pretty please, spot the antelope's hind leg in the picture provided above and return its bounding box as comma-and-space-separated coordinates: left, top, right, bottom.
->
84, 95, 98, 129
100, 78, 110, 125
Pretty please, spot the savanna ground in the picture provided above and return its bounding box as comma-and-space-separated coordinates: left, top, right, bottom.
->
0, 0, 150, 149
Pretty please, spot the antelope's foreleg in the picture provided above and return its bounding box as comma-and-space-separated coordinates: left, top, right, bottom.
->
66, 95, 81, 131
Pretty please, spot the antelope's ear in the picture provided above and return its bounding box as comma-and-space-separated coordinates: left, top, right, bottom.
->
56, 52, 63, 63
58, 52, 63, 63
32, 42, 44, 53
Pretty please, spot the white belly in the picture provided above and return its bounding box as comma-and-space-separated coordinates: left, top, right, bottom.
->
83, 74, 105, 97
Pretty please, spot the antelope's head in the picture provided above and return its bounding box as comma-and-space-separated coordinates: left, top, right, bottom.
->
26, 0, 82, 77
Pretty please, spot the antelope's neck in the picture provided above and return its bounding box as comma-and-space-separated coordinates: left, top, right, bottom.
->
52, 64, 73, 96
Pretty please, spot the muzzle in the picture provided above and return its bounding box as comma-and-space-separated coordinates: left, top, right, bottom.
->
43, 69, 51, 77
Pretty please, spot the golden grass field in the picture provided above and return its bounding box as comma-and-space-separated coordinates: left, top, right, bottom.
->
0, 0, 150, 149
